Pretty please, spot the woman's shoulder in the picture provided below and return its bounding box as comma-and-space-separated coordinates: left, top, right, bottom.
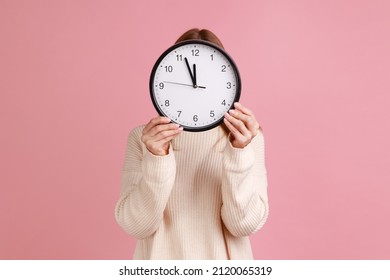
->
129, 124, 145, 135
123, 125, 147, 155
128, 124, 146, 138
125, 125, 147, 148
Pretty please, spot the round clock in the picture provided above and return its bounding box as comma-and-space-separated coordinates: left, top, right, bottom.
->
149, 39, 241, 132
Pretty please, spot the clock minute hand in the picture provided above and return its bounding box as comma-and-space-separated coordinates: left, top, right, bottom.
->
191, 64, 205, 88
163, 81, 193, 87
163, 81, 206, 89
193, 63, 197, 87
184, 57, 196, 87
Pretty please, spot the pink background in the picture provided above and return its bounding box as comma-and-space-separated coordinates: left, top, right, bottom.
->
1, 0, 389, 259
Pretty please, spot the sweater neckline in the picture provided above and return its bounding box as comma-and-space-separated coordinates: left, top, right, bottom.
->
171, 125, 228, 152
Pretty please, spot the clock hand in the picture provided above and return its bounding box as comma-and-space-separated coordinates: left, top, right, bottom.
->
163, 81, 193, 87
193, 63, 197, 87
191, 64, 205, 88
184, 57, 196, 87
163, 81, 206, 89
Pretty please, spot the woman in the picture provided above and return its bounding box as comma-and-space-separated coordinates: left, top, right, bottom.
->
115, 28, 269, 259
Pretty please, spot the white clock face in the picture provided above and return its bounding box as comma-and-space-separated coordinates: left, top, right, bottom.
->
150, 40, 241, 131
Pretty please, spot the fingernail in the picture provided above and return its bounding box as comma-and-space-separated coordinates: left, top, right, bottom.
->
229, 109, 235, 114
178, 126, 184, 130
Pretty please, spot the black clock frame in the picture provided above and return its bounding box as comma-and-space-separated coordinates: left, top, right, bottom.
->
149, 39, 241, 132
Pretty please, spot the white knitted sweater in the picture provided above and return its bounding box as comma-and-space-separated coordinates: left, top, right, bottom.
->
115, 125, 269, 259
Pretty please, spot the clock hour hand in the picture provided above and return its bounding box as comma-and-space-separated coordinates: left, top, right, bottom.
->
184, 57, 196, 87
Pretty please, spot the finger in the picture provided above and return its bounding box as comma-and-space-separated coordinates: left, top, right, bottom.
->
143, 116, 171, 134
229, 109, 259, 135
232, 103, 260, 134
143, 127, 182, 153
147, 122, 181, 138
144, 116, 172, 134
223, 117, 240, 136
224, 112, 252, 138
156, 129, 183, 144
152, 126, 183, 142
234, 102, 254, 117
228, 109, 251, 125
223, 118, 247, 145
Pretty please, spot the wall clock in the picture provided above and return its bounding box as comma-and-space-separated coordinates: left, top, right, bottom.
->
149, 39, 241, 132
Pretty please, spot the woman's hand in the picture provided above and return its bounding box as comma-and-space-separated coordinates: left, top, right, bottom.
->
223, 102, 260, 149
141, 117, 183, 156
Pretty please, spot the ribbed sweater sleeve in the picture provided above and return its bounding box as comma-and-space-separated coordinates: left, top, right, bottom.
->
115, 127, 176, 239
220, 130, 269, 237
